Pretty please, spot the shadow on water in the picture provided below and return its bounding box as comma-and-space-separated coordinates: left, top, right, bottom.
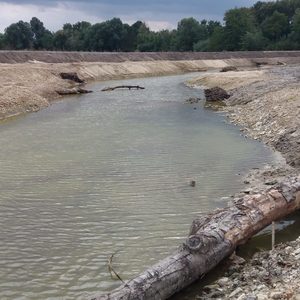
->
172, 210, 300, 300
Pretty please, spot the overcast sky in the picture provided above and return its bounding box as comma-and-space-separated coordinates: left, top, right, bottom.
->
0, 0, 266, 32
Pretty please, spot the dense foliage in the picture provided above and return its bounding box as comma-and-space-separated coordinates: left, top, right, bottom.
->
2, 0, 300, 51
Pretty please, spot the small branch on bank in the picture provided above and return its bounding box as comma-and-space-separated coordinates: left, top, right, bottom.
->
272, 221, 276, 250
101, 85, 145, 92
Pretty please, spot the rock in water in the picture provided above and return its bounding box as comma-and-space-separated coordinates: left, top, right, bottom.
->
204, 87, 230, 101
190, 180, 196, 187
185, 97, 201, 104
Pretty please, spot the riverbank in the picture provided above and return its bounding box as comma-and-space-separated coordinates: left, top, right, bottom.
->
188, 65, 300, 169
1, 51, 300, 120
188, 65, 300, 299
197, 237, 300, 300
1, 52, 300, 299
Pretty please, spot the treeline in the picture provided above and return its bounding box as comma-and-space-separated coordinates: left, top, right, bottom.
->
1, 0, 300, 51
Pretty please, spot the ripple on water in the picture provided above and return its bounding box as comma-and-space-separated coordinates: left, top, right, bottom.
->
0, 73, 275, 299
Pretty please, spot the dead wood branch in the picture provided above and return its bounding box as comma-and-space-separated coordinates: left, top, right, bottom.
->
101, 85, 145, 92
108, 252, 124, 283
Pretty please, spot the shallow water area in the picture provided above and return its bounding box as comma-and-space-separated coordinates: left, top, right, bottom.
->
0, 73, 276, 299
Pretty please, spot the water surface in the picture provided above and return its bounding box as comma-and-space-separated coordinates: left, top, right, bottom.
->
0, 74, 275, 299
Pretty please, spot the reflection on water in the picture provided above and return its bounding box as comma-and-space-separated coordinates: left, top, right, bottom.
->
0, 74, 276, 299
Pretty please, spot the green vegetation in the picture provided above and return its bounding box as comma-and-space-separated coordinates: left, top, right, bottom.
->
2, 0, 300, 51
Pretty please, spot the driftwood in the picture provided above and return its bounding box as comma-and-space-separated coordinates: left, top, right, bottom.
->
220, 66, 238, 72
101, 85, 145, 92
93, 177, 300, 300
254, 61, 269, 67
108, 252, 124, 283
56, 87, 92, 95
204, 86, 230, 101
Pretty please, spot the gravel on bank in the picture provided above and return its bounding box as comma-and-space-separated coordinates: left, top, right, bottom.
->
197, 237, 300, 300
188, 65, 300, 300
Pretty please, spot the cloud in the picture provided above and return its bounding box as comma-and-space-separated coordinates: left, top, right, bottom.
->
0, 0, 264, 33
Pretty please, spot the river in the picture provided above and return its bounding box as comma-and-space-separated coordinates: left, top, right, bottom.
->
0, 73, 276, 299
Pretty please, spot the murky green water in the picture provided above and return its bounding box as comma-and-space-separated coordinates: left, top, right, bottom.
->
0, 74, 276, 299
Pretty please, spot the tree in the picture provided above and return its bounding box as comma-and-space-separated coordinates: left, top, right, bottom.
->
253, 1, 278, 23
4, 21, 34, 49
223, 7, 256, 50
53, 30, 68, 50
241, 30, 267, 50
207, 26, 226, 51
262, 10, 290, 41
291, 8, 300, 42
30, 17, 53, 49
207, 20, 222, 36
136, 23, 156, 51
0, 33, 4, 49
193, 39, 209, 51
86, 18, 126, 51
176, 18, 202, 51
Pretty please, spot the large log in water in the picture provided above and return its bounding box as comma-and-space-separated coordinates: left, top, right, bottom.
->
93, 177, 300, 300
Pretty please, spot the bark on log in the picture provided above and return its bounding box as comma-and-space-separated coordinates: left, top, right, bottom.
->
102, 85, 145, 91
93, 177, 300, 300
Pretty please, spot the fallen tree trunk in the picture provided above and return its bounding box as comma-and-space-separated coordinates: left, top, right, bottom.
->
93, 177, 300, 300
101, 85, 145, 91
56, 87, 92, 95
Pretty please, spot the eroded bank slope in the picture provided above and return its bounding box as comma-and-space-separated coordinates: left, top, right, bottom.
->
0, 59, 233, 119
1, 51, 300, 120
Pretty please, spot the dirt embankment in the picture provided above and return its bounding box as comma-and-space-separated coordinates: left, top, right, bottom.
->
2, 50, 300, 64
1, 51, 300, 120
188, 65, 300, 300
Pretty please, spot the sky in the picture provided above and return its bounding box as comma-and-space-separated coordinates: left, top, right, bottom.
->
0, 0, 266, 33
